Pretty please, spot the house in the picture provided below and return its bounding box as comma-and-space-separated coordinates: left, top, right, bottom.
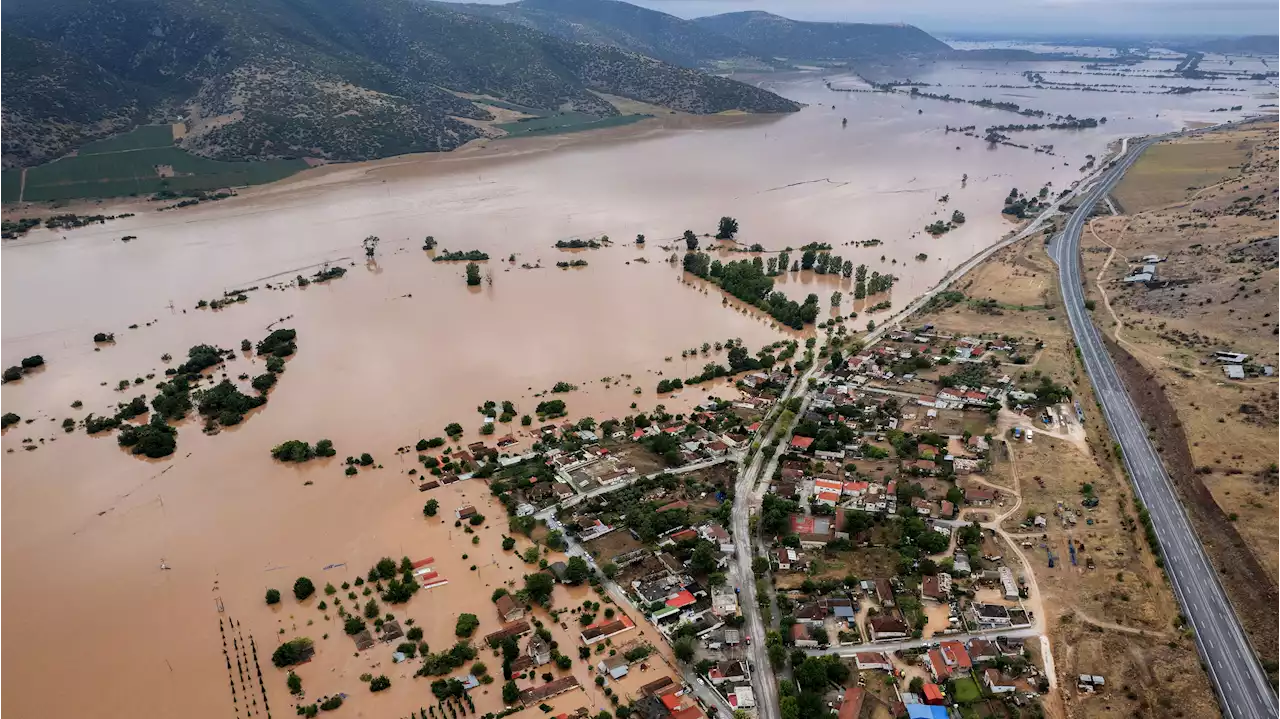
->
999, 567, 1020, 600
911, 497, 932, 516
545, 561, 569, 583
922, 683, 946, 706
777, 548, 798, 571
837, 687, 865, 719
965, 487, 996, 505
855, 652, 894, 672
972, 603, 1011, 627
790, 435, 815, 452
843, 480, 869, 497
939, 500, 956, 519
906, 706, 950, 719
995, 636, 1024, 657
926, 649, 951, 681
732, 686, 756, 709
701, 523, 733, 552
597, 654, 630, 680
983, 668, 1017, 694
867, 615, 909, 641
968, 638, 999, 663
665, 590, 696, 609
455, 505, 478, 519
495, 593, 525, 623
814, 477, 844, 506
1224, 365, 1245, 379
907, 459, 937, 474
873, 579, 896, 608
708, 660, 747, 684
706, 441, 729, 457
527, 633, 551, 666
519, 676, 581, 705
920, 573, 952, 602
791, 622, 818, 648
581, 617, 635, 645
940, 640, 973, 675
484, 620, 532, 647
551, 482, 576, 500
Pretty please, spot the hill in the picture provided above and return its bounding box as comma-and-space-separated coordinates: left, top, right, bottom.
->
1193, 36, 1278, 55
0, 0, 800, 170
0, 31, 150, 171
694, 11, 950, 64
446, 0, 770, 69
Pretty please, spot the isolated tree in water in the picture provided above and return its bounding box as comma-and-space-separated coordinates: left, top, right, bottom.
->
683, 230, 698, 251
715, 216, 739, 240
465, 263, 482, 286
362, 235, 380, 259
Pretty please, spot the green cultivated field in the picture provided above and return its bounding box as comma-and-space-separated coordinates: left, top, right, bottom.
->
495, 112, 650, 139
1, 172, 21, 202
2, 125, 307, 203
77, 125, 177, 154
474, 98, 546, 115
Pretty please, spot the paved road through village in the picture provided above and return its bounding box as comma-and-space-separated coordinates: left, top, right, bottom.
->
1051, 134, 1278, 719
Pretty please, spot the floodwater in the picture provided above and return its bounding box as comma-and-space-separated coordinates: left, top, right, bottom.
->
1, 61, 1271, 718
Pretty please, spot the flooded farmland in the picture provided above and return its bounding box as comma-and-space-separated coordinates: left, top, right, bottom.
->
1, 61, 1272, 718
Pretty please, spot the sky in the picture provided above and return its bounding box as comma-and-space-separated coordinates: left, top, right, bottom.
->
512, 0, 1280, 37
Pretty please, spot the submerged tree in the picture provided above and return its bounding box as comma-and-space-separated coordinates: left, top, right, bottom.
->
715, 216, 739, 240
465, 263, 482, 287
363, 235, 380, 259
682, 230, 699, 251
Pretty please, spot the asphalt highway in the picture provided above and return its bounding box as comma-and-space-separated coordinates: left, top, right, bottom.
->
1051, 135, 1278, 719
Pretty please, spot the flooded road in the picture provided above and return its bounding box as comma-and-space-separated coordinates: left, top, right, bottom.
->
1, 64, 1269, 718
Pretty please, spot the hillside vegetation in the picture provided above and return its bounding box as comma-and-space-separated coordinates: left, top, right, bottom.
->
0, 0, 800, 170
693, 11, 950, 63
448, 0, 771, 69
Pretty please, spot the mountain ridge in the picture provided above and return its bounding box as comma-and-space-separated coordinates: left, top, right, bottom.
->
0, 0, 801, 169
693, 10, 951, 63
445, 0, 773, 69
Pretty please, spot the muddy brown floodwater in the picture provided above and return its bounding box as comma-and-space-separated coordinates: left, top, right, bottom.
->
1, 67, 1262, 717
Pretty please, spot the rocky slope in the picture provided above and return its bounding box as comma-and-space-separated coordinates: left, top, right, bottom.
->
0, 0, 801, 169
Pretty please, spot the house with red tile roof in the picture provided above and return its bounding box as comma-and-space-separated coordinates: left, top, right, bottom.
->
837, 687, 865, 719
854, 652, 893, 672
790, 435, 815, 451
922, 683, 946, 705
940, 640, 973, 675
927, 649, 950, 681
965, 487, 996, 505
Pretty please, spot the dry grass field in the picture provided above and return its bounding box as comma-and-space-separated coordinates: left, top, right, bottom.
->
1077, 123, 1278, 664
1112, 132, 1255, 212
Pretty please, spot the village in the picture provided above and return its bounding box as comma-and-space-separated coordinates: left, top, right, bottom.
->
329, 308, 1102, 719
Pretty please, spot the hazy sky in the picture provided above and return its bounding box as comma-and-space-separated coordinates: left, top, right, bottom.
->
537, 0, 1280, 37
